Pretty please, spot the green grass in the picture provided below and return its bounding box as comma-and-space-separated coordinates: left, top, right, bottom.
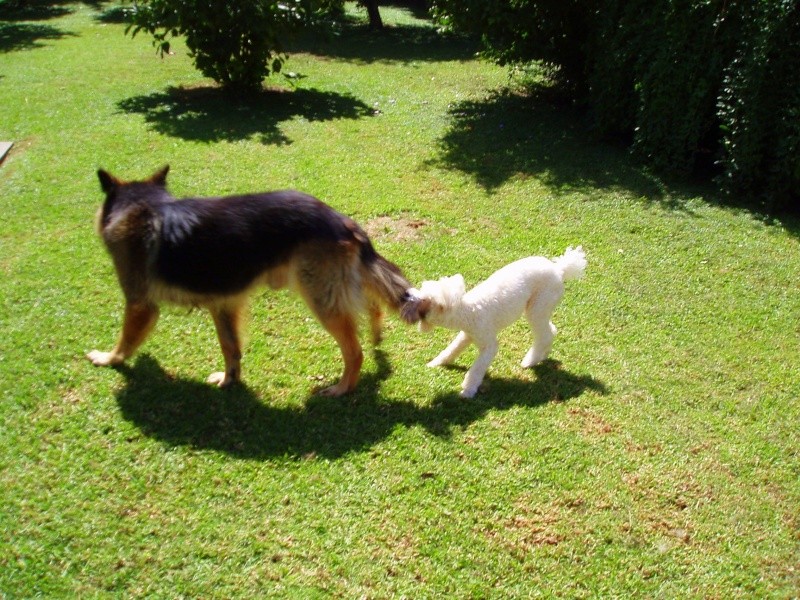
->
2, 1, 799, 597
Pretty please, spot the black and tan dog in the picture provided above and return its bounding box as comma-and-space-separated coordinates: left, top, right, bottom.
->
87, 166, 417, 396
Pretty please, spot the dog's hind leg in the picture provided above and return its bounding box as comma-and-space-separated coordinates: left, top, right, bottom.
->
293, 245, 364, 395
520, 321, 556, 368
317, 312, 364, 396
368, 300, 384, 346
428, 331, 471, 368
521, 291, 560, 368
207, 305, 244, 388
461, 337, 498, 398
87, 301, 159, 366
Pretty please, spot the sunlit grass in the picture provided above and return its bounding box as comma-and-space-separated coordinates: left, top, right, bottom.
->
1, 1, 798, 596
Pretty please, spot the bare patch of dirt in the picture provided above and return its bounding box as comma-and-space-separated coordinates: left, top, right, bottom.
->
363, 215, 427, 243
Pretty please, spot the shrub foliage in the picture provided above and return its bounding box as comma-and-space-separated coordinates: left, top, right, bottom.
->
126, 0, 336, 92
432, 0, 800, 211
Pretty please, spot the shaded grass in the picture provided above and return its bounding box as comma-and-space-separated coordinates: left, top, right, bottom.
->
115, 85, 375, 146
113, 355, 605, 459
1, 1, 799, 597
0, 20, 74, 52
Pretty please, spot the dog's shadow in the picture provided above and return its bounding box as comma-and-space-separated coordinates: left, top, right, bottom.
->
113, 353, 607, 460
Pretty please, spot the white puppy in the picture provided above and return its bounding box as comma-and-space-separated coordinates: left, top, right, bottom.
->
403, 247, 586, 398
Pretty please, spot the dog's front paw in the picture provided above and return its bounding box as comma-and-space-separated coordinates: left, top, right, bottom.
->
317, 382, 351, 397
207, 371, 236, 388
427, 352, 452, 367
86, 350, 123, 367
459, 386, 478, 399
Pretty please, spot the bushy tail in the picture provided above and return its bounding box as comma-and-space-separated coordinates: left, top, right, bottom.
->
553, 246, 587, 282
360, 243, 413, 312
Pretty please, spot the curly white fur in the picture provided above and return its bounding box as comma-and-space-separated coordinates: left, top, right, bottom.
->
409, 246, 586, 398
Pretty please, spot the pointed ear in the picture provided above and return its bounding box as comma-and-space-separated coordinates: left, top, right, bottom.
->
149, 165, 170, 187
97, 169, 120, 194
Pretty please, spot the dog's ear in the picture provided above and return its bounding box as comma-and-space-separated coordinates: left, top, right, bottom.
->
443, 274, 466, 300
97, 169, 121, 194
415, 297, 434, 332
148, 165, 170, 187
450, 274, 466, 294
400, 293, 431, 324
417, 297, 432, 318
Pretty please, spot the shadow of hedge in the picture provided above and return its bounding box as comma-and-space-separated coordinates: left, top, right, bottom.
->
289, 21, 476, 65
0, 1, 70, 21
432, 88, 711, 210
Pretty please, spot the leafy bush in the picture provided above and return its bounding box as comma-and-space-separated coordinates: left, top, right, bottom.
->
431, 0, 597, 93
127, 0, 335, 92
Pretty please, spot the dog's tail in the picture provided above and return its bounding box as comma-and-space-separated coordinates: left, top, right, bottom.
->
359, 240, 415, 313
553, 246, 587, 282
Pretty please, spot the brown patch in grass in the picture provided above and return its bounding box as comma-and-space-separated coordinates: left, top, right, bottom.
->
482, 499, 577, 559
567, 406, 615, 436
363, 215, 427, 243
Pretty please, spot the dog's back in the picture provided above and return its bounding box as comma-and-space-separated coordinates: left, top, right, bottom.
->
154, 190, 361, 295
100, 178, 408, 306
450, 257, 555, 332
466, 247, 586, 308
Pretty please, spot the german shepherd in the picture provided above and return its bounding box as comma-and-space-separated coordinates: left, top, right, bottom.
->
87, 166, 417, 396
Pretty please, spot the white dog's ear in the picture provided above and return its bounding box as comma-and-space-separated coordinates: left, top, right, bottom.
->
413, 297, 436, 332
439, 274, 466, 305
400, 292, 431, 324
449, 274, 466, 295
419, 280, 438, 296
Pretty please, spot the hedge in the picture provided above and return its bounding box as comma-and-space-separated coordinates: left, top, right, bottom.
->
432, 0, 800, 212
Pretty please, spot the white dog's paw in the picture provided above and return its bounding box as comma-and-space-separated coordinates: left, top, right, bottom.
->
459, 385, 480, 398
86, 350, 122, 367
521, 349, 546, 368
427, 358, 445, 368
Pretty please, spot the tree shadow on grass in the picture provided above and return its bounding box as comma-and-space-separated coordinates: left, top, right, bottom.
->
117, 85, 374, 145
432, 88, 706, 211
0, 0, 91, 53
114, 353, 606, 460
0, 0, 105, 20
0, 21, 74, 52
94, 4, 129, 24
0, 1, 70, 21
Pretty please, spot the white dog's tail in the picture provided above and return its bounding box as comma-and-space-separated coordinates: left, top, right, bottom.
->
553, 246, 586, 282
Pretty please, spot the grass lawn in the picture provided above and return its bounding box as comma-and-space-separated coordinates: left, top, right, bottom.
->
1, 1, 799, 597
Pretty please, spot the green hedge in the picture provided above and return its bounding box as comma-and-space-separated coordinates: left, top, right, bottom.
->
432, 0, 800, 212
717, 0, 800, 210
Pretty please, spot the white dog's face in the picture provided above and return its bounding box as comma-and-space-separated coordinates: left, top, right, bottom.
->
409, 274, 466, 331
